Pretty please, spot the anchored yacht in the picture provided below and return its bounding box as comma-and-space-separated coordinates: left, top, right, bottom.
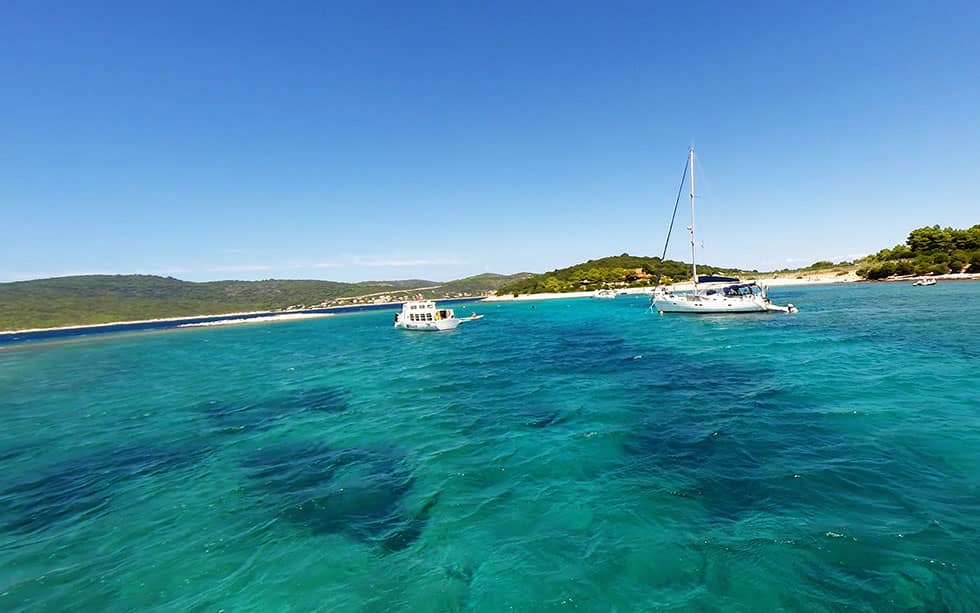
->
651, 148, 797, 315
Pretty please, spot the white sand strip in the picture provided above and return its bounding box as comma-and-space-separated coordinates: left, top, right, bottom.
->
177, 313, 334, 328
0, 310, 286, 335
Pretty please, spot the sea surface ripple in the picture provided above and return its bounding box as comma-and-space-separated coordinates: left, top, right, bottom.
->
1, 282, 978, 611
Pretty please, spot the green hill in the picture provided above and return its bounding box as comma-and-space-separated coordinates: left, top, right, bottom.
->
0, 273, 532, 331
495, 254, 752, 295
438, 272, 536, 296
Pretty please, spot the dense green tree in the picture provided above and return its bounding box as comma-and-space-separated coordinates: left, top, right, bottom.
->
496, 254, 749, 295
858, 223, 979, 280
912, 257, 934, 275
969, 250, 980, 272
889, 245, 913, 259
908, 225, 952, 254
894, 260, 913, 276
953, 225, 980, 250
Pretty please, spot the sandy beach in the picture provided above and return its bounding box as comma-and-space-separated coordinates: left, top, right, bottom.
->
177, 313, 334, 328
482, 271, 980, 302
482, 272, 864, 302
2, 308, 346, 336
0, 309, 283, 336
751, 272, 862, 286
5, 271, 977, 335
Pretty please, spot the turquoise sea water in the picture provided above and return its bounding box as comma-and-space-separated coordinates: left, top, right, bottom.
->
1, 282, 978, 611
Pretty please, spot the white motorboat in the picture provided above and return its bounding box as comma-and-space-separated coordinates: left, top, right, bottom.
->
912, 278, 936, 286
594, 289, 618, 299
651, 148, 797, 315
393, 300, 483, 331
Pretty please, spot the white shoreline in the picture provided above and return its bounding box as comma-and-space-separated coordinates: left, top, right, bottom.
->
0, 299, 460, 336
4, 273, 977, 334
1, 308, 351, 335
481, 276, 858, 302
0, 310, 281, 335
483, 272, 980, 302
177, 313, 334, 328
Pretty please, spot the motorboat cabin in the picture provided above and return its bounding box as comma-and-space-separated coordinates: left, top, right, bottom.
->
393, 300, 483, 331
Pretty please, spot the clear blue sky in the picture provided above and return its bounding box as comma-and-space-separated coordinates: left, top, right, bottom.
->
2, 1, 978, 282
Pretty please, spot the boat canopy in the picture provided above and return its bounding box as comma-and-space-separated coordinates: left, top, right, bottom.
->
698, 274, 740, 284
722, 283, 762, 296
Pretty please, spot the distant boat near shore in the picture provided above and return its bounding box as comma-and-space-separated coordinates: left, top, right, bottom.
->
912, 278, 937, 286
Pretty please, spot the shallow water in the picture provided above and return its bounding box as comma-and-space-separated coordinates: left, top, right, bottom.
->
1, 282, 978, 611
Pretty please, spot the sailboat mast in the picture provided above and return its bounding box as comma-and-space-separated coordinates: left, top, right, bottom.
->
689, 147, 698, 293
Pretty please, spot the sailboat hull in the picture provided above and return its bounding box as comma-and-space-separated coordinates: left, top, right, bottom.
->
653, 293, 796, 314
653, 295, 768, 313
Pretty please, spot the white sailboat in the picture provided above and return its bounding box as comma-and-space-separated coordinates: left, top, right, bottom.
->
651, 148, 797, 314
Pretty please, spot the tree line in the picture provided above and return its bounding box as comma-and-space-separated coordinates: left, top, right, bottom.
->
857, 225, 980, 279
